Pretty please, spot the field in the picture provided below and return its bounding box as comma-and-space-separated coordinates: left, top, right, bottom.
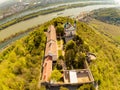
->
89, 19, 120, 42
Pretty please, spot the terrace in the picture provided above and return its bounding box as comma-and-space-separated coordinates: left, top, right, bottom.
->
63, 69, 94, 85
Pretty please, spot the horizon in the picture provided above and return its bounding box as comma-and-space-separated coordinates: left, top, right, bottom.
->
0, 0, 7, 4
0, 0, 119, 4
114, 0, 120, 4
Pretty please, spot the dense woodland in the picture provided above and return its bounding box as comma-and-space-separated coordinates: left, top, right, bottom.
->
64, 38, 89, 69
0, 26, 46, 90
91, 8, 120, 26
0, 17, 120, 90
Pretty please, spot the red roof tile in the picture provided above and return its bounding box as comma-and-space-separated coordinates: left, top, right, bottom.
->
42, 25, 58, 82
42, 56, 52, 82
45, 25, 58, 60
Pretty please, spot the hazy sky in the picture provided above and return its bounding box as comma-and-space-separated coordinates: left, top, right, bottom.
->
114, 0, 120, 4
0, 0, 120, 4
0, 0, 7, 4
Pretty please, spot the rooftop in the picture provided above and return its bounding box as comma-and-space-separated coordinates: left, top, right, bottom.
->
47, 25, 57, 42
64, 22, 75, 31
45, 25, 58, 60
45, 40, 57, 58
42, 25, 58, 82
42, 56, 52, 82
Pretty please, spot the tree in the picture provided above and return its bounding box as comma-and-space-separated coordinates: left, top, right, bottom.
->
74, 52, 85, 69
50, 70, 62, 82
65, 40, 77, 52
56, 25, 64, 37
73, 35, 84, 45
40, 85, 46, 90
65, 49, 75, 69
79, 44, 89, 53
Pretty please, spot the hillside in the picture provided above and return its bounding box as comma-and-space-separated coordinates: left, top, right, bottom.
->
0, 17, 120, 90
91, 8, 120, 26
0, 26, 46, 90
89, 19, 120, 42
76, 20, 120, 90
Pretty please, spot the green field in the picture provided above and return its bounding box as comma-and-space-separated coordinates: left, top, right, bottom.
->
89, 8, 120, 45
89, 19, 120, 42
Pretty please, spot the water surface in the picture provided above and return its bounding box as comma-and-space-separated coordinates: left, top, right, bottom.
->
0, 4, 118, 41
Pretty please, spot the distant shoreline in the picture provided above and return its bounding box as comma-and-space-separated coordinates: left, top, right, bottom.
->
0, 2, 111, 31
0, 4, 118, 51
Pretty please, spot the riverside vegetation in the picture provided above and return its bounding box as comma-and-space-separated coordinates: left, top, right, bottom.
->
0, 17, 120, 90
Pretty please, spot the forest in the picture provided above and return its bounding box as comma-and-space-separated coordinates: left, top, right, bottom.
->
0, 26, 46, 90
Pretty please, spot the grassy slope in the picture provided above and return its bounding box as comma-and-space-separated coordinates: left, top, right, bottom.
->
91, 8, 120, 26
76, 21, 120, 90
89, 19, 120, 42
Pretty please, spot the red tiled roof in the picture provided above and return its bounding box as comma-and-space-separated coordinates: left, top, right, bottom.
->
42, 56, 52, 82
47, 25, 57, 42
42, 25, 58, 82
45, 25, 57, 58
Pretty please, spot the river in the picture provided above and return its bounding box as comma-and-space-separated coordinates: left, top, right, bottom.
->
0, 31, 29, 52
0, 4, 119, 50
0, 0, 113, 25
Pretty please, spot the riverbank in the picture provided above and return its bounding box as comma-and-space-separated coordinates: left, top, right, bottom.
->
0, 4, 118, 42
0, 0, 113, 25
0, 27, 32, 51
0, 4, 119, 51
0, 2, 112, 30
